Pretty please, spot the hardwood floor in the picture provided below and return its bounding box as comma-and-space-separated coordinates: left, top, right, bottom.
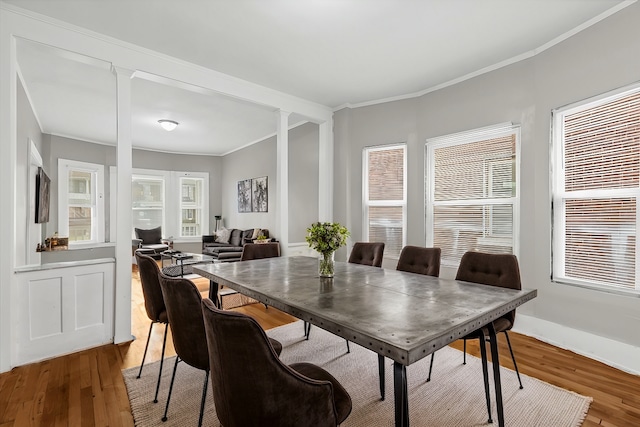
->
1, 267, 639, 426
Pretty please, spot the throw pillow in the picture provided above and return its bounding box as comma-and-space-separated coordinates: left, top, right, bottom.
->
251, 228, 262, 240
216, 227, 231, 244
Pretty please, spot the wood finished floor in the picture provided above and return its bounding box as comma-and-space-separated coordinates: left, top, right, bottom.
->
0, 266, 639, 426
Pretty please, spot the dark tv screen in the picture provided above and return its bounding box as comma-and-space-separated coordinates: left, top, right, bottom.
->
35, 167, 50, 223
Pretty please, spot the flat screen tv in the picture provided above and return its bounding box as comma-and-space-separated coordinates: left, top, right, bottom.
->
35, 167, 50, 223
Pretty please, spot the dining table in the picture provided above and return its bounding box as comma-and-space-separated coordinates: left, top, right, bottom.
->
194, 256, 537, 427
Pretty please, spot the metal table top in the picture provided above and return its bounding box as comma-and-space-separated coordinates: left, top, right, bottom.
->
194, 256, 537, 366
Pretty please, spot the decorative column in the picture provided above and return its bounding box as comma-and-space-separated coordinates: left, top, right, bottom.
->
276, 110, 290, 256
318, 118, 334, 222
112, 65, 134, 344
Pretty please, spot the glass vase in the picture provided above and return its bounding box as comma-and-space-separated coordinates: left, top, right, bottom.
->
318, 251, 335, 278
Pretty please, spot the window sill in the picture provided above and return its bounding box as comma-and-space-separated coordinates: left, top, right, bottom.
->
554, 277, 640, 298
65, 242, 116, 251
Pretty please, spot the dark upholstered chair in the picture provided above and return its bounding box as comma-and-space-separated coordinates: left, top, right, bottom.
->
159, 275, 284, 426
134, 252, 169, 404
201, 298, 352, 427
427, 251, 523, 424
396, 245, 441, 276
158, 275, 210, 426
348, 242, 385, 267
240, 242, 280, 260
134, 226, 169, 258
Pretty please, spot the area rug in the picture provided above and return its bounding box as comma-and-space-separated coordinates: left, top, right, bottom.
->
123, 320, 592, 426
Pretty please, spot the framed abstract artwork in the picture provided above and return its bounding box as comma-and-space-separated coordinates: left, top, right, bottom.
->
237, 179, 252, 213
252, 176, 268, 212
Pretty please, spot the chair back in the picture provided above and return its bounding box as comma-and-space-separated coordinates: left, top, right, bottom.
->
241, 242, 280, 261
135, 252, 166, 323
455, 251, 522, 325
158, 275, 209, 371
135, 226, 162, 244
201, 298, 341, 427
348, 242, 385, 267
396, 246, 441, 277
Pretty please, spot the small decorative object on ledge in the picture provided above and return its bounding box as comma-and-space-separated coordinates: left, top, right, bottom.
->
306, 222, 350, 278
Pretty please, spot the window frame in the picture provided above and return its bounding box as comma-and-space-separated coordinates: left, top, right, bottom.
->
551, 83, 640, 294
58, 158, 105, 247
425, 123, 521, 268
362, 143, 407, 260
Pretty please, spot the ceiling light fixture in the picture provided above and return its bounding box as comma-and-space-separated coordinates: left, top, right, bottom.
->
158, 119, 179, 131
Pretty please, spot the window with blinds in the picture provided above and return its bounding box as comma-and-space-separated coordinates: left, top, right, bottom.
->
363, 144, 406, 258
552, 85, 640, 293
426, 124, 519, 267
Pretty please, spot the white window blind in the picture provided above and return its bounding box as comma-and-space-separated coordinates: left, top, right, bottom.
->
426, 124, 519, 267
363, 144, 406, 258
552, 85, 640, 292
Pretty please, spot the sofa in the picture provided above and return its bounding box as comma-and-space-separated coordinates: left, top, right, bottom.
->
202, 228, 273, 262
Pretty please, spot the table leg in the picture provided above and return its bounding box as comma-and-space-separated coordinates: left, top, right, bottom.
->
378, 354, 385, 400
208, 280, 220, 308
393, 361, 409, 427
488, 323, 505, 427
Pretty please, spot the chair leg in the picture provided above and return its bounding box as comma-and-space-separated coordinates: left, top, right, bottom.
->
478, 335, 493, 424
197, 370, 209, 427
162, 357, 180, 422
153, 323, 169, 403
137, 321, 154, 379
504, 331, 523, 389
304, 322, 311, 340
345, 340, 350, 353
463, 338, 467, 365
378, 354, 385, 401
426, 352, 435, 382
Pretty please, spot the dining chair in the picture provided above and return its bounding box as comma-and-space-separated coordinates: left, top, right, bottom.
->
201, 298, 352, 427
159, 274, 284, 426
134, 252, 169, 404
426, 250, 523, 424
240, 241, 280, 260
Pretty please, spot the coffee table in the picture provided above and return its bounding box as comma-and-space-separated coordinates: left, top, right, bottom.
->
161, 251, 215, 277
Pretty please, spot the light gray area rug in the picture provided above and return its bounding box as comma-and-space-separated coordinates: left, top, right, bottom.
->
123, 320, 592, 426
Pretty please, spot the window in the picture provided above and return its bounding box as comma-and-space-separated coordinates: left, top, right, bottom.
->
130, 169, 209, 241
58, 159, 105, 245
363, 144, 406, 258
178, 175, 205, 237
132, 173, 166, 232
552, 85, 640, 293
426, 123, 520, 267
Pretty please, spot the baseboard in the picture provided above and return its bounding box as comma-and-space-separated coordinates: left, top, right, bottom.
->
513, 314, 640, 375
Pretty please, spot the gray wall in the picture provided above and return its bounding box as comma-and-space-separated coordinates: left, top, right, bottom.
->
334, 3, 640, 348
220, 122, 320, 243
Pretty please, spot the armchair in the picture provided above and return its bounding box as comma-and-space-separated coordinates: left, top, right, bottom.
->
133, 226, 170, 259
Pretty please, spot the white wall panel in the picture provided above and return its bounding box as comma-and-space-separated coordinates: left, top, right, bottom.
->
28, 277, 62, 339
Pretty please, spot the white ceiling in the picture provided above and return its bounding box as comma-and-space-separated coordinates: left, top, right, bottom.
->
6, 0, 632, 155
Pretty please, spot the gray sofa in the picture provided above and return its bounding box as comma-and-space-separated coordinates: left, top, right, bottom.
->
202, 228, 272, 262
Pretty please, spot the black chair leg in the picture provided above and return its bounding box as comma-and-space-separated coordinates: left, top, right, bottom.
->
197, 370, 209, 427
304, 322, 311, 340
504, 331, 523, 389
463, 338, 467, 364
378, 354, 385, 400
345, 340, 350, 353
137, 321, 154, 379
162, 357, 180, 422
153, 323, 169, 403
478, 335, 493, 424
426, 352, 435, 382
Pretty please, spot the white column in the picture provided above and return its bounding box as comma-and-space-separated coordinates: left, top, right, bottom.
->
276, 110, 290, 255
0, 24, 17, 373
112, 66, 134, 344
318, 119, 334, 222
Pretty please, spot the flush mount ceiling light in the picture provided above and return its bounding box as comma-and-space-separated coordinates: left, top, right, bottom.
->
158, 119, 179, 131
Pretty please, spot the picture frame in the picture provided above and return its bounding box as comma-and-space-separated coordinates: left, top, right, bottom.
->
35, 167, 51, 223
252, 176, 268, 212
237, 179, 252, 213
